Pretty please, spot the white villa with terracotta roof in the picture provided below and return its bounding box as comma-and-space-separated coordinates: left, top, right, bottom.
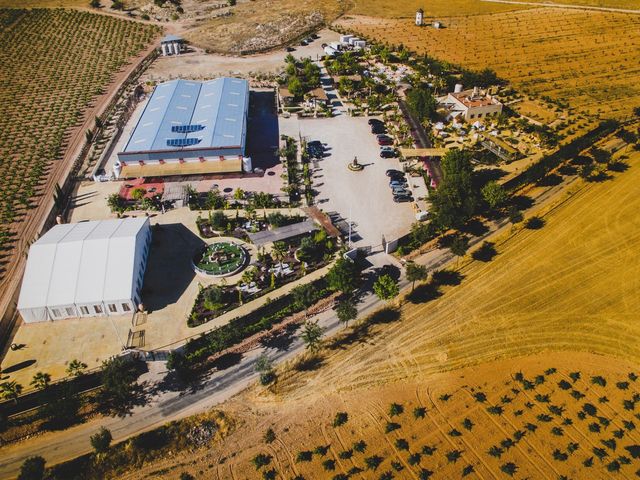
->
441, 86, 503, 122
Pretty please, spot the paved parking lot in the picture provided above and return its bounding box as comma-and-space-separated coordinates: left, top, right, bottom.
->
280, 114, 416, 250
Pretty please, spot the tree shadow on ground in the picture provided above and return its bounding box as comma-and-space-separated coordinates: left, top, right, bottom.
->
293, 352, 324, 372
406, 282, 441, 304
570, 155, 593, 166
473, 168, 507, 187
510, 194, 534, 211
460, 218, 489, 237
537, 173, 563, 186
329, 307, 400, 350
432, 269, 464, 286
558, 164, 577, 176
260, 323, 298, 351
607, 161, 628, 173
524, 217, 545, 230
472, 241, 497, 262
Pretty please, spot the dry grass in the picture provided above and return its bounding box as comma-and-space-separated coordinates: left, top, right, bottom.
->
337, 9, 640, 119
511, 0, 640, 9
184, 0, 346, 54
349, 0, 532, 17
117, 142, 640, 479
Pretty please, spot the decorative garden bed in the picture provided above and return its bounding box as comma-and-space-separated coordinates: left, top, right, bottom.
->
193, 242, 248, 277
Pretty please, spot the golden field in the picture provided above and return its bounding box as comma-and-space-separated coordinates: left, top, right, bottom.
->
116, 145, 640, 479
348, 0, 531, 17
336, 8, 640, 119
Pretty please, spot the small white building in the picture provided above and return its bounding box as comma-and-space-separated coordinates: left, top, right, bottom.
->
440, 86, 503, 122
340, 34, 354, 44
160, 34, 185, 56
17, 218, 151, 323
416, 8, 424, 26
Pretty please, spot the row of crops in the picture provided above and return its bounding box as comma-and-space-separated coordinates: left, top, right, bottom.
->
0, 8, 160, 272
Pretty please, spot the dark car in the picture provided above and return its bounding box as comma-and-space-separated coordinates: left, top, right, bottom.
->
378, 137, 393, 146
393, 194, 413, 203
380, 149, 397, 159
371, 124, 386, 134
389, 179, 408, 188
306, 141, 324, 158
368, 118, 383, 126
386, 169, 404, 177
285, 46, 295, 52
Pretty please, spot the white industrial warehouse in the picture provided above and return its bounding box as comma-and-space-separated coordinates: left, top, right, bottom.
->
115, 77, 251, 179
17, 218, 151, 323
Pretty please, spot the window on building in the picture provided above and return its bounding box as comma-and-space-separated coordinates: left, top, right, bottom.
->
477, 113, 483, 118
80, 306, 89, 315
470, 114, 475, 119
51, 308, 61, 318
108, 304, 117, 313
65, 307, 75, 316
122, 303, 131, 312
94, 305, 103, 314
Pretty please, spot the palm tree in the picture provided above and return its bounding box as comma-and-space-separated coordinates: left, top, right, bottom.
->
66, 359, 88, 377
31, 372, 51, 391
405, 261, 428, 291
0, 381, 23, 404
271, 241, 287, 272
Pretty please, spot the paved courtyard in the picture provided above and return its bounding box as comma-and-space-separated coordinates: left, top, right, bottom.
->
280, 114, 416, 251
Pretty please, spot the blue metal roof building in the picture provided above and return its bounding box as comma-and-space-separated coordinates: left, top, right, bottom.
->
117, 77, 249, 166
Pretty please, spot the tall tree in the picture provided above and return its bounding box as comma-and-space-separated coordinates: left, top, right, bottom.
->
327, 258, 359, 294
17, 456, 45, 480
405, 261, 428, 291
98, 357, 144, 417
66, 359, 88, 378
30, 372, 51, 391
481, 181, 507, 210
270, 241, 288, 272
300, 320, 324, 352
0, 381, 23, 404
406, 86, 437, 122
335, 298, 357, 328
449, 234, 469, 259
431, 149, 479, 229
90, 427, 112, 454
292, 283, 317, 316
373, 274, 399, 302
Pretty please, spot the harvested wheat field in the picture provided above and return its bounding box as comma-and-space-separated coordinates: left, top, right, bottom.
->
348, 0, 531, 17
130, 353, 640, 479
336, 9, 640, 119
121, 147, 640, 479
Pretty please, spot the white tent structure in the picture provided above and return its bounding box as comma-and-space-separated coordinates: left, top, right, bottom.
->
18, 218, 151, 323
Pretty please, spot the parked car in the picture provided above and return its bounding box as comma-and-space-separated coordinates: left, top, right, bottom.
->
306, 140, 324, 158
285, 46, 295, 52
377, 136, 393, 146
371, 124, 386, 134
368, 118, 382, 126
386, 169, 404, 177
393, 194, 413, 203
380, 149, 398, 158
389, 180, 408, 188
392, 188, 411, 196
